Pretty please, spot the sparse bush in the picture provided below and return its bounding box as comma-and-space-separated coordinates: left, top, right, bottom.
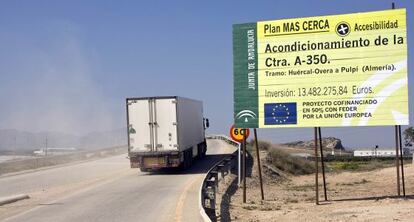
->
330, 162, 360, 171
267, 146, 315, 175
287, 184, 314, 191
260, 206, 273, 211
305, 196, 315, 202
337, 178, 370, 186
328, 160, 393, 172
284, 198, 299, 203
242, 205, 258, 210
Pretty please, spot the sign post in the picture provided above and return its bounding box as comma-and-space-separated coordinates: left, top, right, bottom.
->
318, 127, 328, 201
230, 125, 250, 186
395, 126, 401, 196
242, 136, 247, 203
253, 129, 265, 200
314, 127, 319, 205
398, 125, 406, 196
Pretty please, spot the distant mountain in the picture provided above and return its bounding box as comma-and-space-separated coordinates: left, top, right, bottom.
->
79, 128, 127, 150
0, 128, 127, 151
283, 137, 345, 150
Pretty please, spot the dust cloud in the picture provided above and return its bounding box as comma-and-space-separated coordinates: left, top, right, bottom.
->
0, 22, 119, 138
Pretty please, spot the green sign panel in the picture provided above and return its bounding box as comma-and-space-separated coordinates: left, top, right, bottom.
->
233, 23, 259, 128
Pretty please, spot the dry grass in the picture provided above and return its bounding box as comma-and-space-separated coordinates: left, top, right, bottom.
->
248, 139, 273, 151
229, 139, 414, 222
327, 159, 395, 172
247, 139, 315, 176
336, 178, 370, 186
267, 146, 315, 175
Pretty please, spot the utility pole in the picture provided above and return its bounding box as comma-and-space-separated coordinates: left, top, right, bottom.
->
14, 135, 17, 156
45, 137, 48, 156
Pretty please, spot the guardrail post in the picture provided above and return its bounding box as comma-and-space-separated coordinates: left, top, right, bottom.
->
204, 179, 216, 219
217, 164, 225, 180
210, 170, 219, 189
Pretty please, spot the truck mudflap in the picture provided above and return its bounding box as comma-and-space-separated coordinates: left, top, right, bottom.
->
129, 152, 182, 169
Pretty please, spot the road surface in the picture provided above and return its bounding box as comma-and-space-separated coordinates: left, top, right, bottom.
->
0, 139, 236, 222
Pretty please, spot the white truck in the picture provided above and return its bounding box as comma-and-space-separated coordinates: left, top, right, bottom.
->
126, 96, 209, 171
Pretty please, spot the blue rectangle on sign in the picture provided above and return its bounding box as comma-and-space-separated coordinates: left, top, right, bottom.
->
264, 103, 297, 125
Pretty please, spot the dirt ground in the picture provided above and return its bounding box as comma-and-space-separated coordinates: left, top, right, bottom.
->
227, 152, 414, 222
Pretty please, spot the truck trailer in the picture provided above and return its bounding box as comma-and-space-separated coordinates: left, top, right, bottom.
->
126, 96, 209, 171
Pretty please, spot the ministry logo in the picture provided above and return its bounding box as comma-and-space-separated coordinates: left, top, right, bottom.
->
264, 103, 297, 125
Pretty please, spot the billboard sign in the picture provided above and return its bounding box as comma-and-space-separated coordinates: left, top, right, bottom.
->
233, 9, 408, 128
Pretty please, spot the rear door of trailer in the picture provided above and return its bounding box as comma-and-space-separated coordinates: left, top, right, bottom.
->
128, 97, 178, 153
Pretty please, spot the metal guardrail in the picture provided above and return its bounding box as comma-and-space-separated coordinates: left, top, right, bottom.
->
205, 135, 240, 147
199, 135, 240, 222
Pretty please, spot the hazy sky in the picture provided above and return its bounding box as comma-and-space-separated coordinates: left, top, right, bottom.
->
0, 0, 412, 148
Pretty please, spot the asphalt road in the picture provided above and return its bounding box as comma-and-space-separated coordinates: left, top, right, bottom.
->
0, 139, 236, 222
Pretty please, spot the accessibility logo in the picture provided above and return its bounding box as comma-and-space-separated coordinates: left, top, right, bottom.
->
336, 22, 350, 37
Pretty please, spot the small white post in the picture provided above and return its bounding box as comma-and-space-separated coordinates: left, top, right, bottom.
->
238, 142, 241, 185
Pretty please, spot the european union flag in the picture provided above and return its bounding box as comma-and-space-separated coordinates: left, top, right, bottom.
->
264, 103, 297, 125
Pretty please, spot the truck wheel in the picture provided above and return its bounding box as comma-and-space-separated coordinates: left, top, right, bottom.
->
189, 150, 193, 166
200, 142, 207, 158
197, 145, 203, 159
190, 150, 193, 166
181, 150, 189, 169
184, 149, 193, 168
202, 148, 206, 158
197, 142, 207, 158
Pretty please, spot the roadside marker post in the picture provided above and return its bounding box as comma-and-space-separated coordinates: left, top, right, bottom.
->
238, 141, 241, 185
242, 135, 247, 203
